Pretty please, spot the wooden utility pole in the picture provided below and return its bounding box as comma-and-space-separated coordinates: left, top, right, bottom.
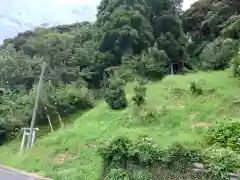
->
27, 62, 46, 148
57, 113, 64, 128
45, 107, 54, 132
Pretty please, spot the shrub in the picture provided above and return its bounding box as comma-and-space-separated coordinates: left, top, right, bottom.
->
189, 81, 203, 96
105, 89, 128, 110
53, 83, 95, 115
132, 80, 147, 107
105, 77, 127, 110
205, 121, 240, 152
105, 168, 130, 180
204, 147, 240, 180
99, 136, 239, 180
135, 106, 168, 125
99, 136, 131, 165
139, 107, 158, 124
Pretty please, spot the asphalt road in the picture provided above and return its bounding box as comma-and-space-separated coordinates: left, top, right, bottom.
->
0, 165, 44, 180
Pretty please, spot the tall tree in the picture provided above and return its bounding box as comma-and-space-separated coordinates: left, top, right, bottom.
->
96, 0, 154, 62
147, 0, 188, 72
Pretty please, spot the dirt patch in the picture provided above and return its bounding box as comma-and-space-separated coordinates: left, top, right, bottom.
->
194, 122, 212, 127
84, 143, 97, 149
176, 101, 185, 108
80, 140, 104, 149
54, 153, 73, 164
191, 122, 213, 131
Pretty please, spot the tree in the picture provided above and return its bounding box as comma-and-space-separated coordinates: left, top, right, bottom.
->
221, 15, 240, 39
0, 44, 42, 90
147, 0, 188, 73
199, 38, 238, 70
96, 0, 154, 61
182, 0, 240, 67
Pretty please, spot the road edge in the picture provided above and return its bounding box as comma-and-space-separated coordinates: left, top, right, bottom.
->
0, 164, 52, 180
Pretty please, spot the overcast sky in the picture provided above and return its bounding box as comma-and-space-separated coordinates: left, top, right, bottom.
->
0, 0, 197, 43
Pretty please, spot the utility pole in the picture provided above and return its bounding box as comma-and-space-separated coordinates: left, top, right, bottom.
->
27, 62, 46, 148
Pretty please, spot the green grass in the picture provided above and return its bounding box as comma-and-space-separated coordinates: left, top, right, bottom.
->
0, 70, 240, 179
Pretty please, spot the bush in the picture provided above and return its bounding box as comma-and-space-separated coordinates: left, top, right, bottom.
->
105, 168, 130, 180
100, 136, 201, 169
105, 88, 127, 110
100, 136, 240, 179
205, 121, 240, 152
204, 147, 240, 180
53, 83, 95, 115
99, 136, 131, 165
133, 106, 168, 125
105, 77, 127, 110
189, 81, 203, 96
132, 80, 147, 107
138, 107, 158, 124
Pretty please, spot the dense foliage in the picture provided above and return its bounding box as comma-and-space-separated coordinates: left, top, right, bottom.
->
99, 136, 240, 179
182, 0, 240, 68
205, 121, 240, 153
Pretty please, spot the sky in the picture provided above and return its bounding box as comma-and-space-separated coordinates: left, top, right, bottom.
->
0, 0, 197, 43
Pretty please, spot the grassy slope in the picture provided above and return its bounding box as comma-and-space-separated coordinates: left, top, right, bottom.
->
0, 70, 239, 180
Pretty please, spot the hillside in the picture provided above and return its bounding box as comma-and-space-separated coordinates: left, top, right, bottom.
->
1, 0, 240, 147
0, 0, 191, 147
0, 70, 239, 180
